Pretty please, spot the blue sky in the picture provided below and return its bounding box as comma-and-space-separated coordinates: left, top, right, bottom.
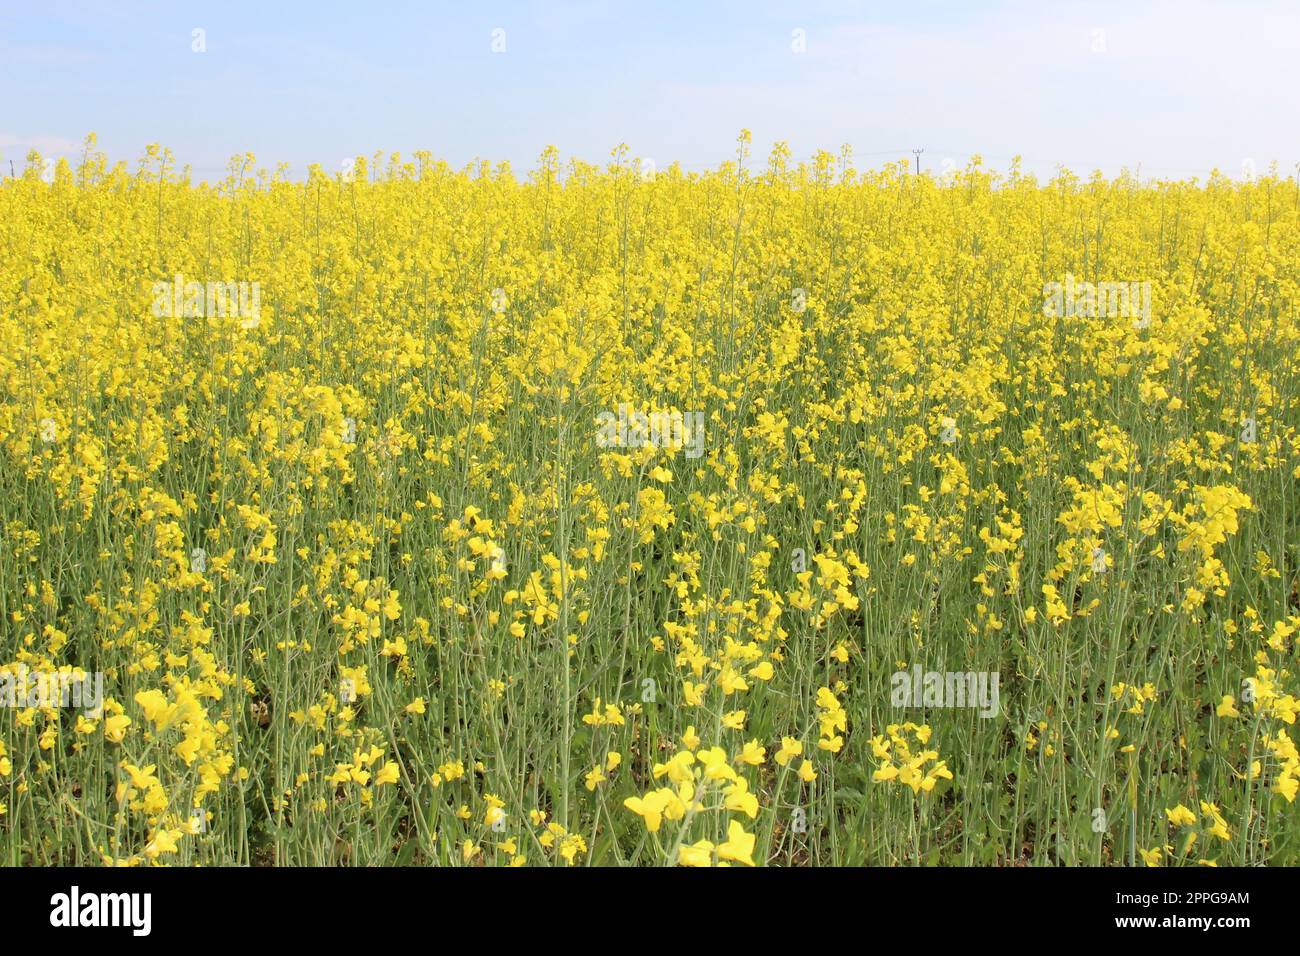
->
4, 0, 1299, 181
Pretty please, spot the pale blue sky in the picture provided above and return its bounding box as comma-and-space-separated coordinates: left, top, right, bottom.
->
3, 0, 1298, 181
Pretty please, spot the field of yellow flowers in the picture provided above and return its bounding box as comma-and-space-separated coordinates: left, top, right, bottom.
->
2, 133, 1298, 867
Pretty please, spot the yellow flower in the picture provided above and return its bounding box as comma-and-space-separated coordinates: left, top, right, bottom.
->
144, 828, 181, 859
624, 789, 684, 833
1138, 847, 1164, 867
484, 796, 507, 827
134, 689, 172, 727
775, 737, 803, 766
723, 778, 759, 819
9, 131, 1298, 870
678, 840, 714, 867
716, 820, 756, 866
558, 834, 587, 864
737, 739, 766, 766
653, 751, 696, 785
103, 714, 131, 744
1199, 801, 1231, 841
690, 747, 733, 783
121, 763, 158, 790
174, 735, 201, 765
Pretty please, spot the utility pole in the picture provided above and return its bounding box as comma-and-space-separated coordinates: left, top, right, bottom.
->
912, 148, 924, 175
